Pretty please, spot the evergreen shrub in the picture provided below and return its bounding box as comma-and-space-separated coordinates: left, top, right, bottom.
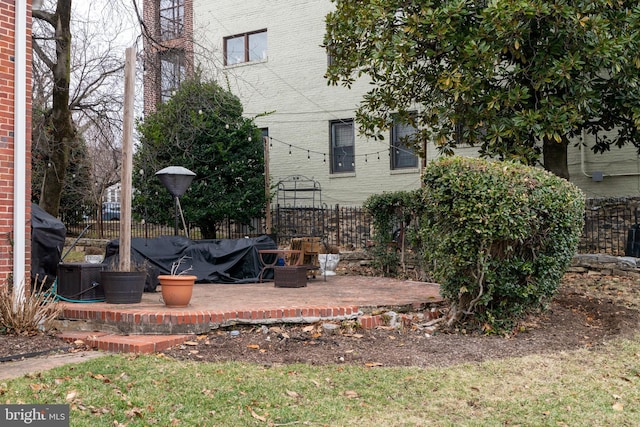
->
421, 156, 585, 331
364, 190, 422, 276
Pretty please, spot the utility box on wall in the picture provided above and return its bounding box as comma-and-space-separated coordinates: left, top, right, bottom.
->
57, 263, 105, 301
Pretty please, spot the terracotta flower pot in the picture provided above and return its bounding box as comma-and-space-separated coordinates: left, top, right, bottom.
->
158, 275, 197, 308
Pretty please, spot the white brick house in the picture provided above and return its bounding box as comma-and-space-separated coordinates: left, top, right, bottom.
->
144, 0, 640, 203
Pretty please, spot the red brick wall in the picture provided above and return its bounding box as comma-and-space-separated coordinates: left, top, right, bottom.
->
0, 1, 32, 289
142, 0, 194, 114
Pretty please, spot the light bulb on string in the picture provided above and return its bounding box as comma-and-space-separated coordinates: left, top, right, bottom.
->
323, 154, 326, 163
365, 154, 368, 163
289, 145, 292, 156
307, 150, 310, 160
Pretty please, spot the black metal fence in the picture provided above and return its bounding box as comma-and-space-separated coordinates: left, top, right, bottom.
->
578, 197, 640, 257
65, 199, 640, 256
65, 205, 372, 249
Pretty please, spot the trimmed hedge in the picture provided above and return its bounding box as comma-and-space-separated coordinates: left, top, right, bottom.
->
421, 156, 585, 331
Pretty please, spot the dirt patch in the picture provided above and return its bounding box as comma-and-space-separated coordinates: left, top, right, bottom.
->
1, 272, 639, 368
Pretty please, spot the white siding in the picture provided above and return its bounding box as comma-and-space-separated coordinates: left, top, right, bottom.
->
568, 134, 640, 198
193, 0, 422, 206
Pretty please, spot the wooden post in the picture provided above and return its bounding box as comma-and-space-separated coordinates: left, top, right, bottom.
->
119, 47, 136, 271
264, 136, 272, 235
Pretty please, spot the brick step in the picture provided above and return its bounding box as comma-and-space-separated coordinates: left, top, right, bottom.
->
58, 331, 195, 354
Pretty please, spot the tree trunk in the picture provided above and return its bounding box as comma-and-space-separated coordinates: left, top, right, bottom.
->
39, 0, 75, 217
542, 136, 570, 180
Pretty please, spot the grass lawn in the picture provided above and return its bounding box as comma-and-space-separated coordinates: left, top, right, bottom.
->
2, 337, 639, 426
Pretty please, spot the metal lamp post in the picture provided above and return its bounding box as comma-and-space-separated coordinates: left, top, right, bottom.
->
155, 166, 196, 237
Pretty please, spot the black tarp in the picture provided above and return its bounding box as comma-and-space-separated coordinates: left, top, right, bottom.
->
31, 203, 66, 287
104, 235, 277, 291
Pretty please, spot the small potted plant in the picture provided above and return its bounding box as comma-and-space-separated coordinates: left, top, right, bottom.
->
318, 244, 340, 276
157, 256, 197, 308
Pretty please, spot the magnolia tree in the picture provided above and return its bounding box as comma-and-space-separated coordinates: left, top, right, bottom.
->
324, 0, 640, 178
134, 77, 266, 239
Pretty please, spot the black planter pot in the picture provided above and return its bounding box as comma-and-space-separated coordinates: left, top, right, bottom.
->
100, 271, 146, 304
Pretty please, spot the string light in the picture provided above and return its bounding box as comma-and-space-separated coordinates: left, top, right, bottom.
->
266, 135, 416, 164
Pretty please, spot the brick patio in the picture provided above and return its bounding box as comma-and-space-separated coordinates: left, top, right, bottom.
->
57, 275, 443, 354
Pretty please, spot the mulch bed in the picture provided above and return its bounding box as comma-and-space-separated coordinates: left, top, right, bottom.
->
1, 272, 639, 368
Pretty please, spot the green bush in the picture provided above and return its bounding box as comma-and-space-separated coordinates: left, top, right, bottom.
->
364, 190, 423, 276
421, 156, 584, 331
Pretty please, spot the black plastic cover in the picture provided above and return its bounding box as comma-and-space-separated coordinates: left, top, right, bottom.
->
31, 203, 66, 287
104, 235, 277, 291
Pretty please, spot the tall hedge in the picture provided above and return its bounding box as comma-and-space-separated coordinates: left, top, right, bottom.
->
421, 156, 585, 331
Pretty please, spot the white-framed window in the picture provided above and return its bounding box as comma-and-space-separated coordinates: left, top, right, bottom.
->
330, 119, 355, 173
224, 30, 267, 66
160, 49, 185, 103
159, 0, 184, 40
390, 120, 418, 170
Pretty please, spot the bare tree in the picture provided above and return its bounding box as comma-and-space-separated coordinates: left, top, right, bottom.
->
31, 0, 139, 217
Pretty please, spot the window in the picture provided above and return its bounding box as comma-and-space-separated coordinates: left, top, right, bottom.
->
326, 43, 335, 67
159, 50, 185, 103
390, 120, 418, 170
159, 0, 184, 40
224, 30, 267, 65
330, 120, 355, 173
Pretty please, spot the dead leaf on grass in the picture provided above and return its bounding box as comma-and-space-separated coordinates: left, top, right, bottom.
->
302, 325, 315, 333
247, 344, 260, 350
343, 390, 359, 398
285, 390, 301, 398
248, 406, 267, 421
125, 407, 144, 418
65, 390, 77, 401
29, 383, 46, 392
612, 402, 624, 411
365, 362, 383, 367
